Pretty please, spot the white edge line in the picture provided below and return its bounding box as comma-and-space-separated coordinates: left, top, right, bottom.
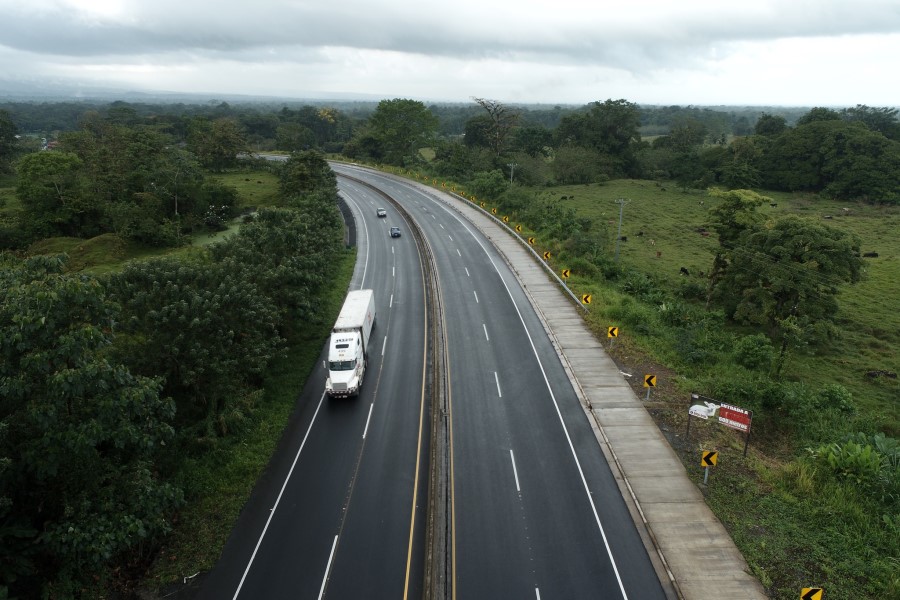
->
317, 535, 339, 600
232, 392, 328, 599
446, 204, 632, 600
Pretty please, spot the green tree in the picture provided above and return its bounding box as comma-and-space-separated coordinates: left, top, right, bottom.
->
210, 205, 343, 326
704, 188, 768, 307
0, 110, 17, 172
279, 150, 337, 198
758, 120, 900, 201
106, 257, 283, 435
276, 122, 316, 152
709, 215, 862, 371
797, 107, 841, 126
0, 254, 180, 596
463, 114, 493, 150
15, 151, 90, 238
188, 117, 248, 171
469, 170, 508, 200
366, 99, 438, 165
754, 113, 787, 136
841, 104, 900, 140
555, 99, 641, 177
511, 125, 552, 158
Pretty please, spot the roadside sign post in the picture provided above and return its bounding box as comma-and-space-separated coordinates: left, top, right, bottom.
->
643, 374, 656, 400
719, 402, 754, 457
701, 450, 717, 484
686, 393, 753, 457
607, 326, 618, 349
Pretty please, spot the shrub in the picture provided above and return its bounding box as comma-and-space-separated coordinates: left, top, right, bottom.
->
815, 383, 856, 413
814, 440, 883, 486
733, 333, 775, 371
607, 297, 658, 334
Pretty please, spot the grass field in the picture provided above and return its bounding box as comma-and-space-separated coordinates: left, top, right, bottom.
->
549, 180, 899, 428
210, 170, 282, 210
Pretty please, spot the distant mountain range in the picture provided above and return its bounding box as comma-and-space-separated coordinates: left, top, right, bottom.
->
0, 76, 385, 104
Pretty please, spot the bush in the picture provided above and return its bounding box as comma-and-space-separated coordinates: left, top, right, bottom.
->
814, 440, 883, 486
815, 383, 856, 413
620, 270, 666, 304
733, 333, 775, 371
607, 297, 658, 334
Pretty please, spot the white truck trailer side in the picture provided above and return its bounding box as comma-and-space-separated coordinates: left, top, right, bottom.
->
325, 289, 375, 398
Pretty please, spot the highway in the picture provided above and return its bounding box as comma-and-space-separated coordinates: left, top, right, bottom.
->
198, 163, 666, 599
197, 177, 429, 599
333, 165, 666, 600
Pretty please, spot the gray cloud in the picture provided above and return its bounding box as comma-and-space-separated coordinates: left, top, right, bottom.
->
4, 0, 899, 67
1, 0, 898, 105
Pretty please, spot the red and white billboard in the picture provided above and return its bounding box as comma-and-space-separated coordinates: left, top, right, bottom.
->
718, 403, 752, 432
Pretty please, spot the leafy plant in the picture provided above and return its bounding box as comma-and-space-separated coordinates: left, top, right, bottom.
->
733, 333, 775, 371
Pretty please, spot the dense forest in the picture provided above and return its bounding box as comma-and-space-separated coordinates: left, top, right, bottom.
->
0, 97, 898, 598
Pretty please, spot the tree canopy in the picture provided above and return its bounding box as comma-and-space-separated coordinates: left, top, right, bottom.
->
0, 254, 181, 596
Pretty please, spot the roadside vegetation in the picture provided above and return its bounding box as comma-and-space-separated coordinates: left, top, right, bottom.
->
1, 98, 898, 598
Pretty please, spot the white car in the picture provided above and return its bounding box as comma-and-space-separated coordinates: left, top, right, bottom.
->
376, 208, 387, 218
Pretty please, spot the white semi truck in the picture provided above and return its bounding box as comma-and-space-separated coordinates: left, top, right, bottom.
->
325, 289, 375, 398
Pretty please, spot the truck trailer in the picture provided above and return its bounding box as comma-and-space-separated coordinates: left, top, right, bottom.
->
325, 289, 375, 398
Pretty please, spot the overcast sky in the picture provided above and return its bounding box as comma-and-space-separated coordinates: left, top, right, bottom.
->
1, 0, 899, 106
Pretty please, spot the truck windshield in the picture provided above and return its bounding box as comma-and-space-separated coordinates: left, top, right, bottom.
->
329, 359, 357, 371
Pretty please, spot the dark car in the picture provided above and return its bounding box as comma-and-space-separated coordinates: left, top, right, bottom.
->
390, 226, 401, 238
376, 208, 387, 218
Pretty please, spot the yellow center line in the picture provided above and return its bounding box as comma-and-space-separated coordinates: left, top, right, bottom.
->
403, 249, 429, 600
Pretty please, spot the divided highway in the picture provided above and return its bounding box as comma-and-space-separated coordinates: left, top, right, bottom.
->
332, 165, 666, 600
198, 162, 666, 599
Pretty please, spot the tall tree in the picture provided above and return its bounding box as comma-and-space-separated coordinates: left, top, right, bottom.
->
707, 213, 862, 371
754, 113, 787, 136
555, 99, 641, 177
15, 151, 91, 238
365, 98, 438, 165
279, 150, 337, 198
472, 97, 520, 157
188, 117, 248, 171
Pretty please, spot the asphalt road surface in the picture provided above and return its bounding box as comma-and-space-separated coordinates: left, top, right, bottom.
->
332, 165, 666, 600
